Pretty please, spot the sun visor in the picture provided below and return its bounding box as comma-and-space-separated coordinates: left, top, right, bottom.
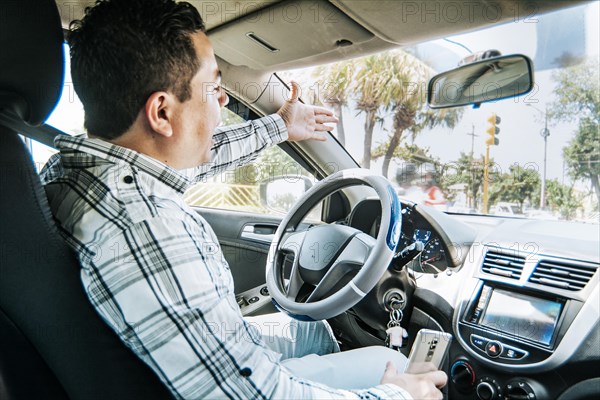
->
209, 1, 374, 70
329, 0, 590, 46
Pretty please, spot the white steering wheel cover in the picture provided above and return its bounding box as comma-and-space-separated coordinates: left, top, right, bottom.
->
266, 168, 401, 321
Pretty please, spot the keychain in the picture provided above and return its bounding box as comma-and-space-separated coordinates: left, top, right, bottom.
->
386, 302, 408, 350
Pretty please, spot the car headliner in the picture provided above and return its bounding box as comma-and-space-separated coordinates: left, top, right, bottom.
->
57, 0, 587, 71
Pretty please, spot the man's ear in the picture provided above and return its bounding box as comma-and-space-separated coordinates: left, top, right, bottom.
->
144, 92, 175, 138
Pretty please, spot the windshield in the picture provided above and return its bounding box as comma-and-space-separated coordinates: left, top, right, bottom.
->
282, 3, 599, 223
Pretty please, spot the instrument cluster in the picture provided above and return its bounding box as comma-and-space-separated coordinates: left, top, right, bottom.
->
347, 198, 450, 274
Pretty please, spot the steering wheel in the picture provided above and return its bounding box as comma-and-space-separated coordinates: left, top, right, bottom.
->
266, 169, 402, 321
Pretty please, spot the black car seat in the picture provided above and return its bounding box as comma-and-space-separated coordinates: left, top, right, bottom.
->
0, 1, 172, 399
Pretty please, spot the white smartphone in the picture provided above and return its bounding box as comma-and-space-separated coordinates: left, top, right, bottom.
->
404, 329, 453, 374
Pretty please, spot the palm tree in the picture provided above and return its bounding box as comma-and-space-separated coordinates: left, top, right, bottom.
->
374, 50, 462, 178
312, 62, 355, 146
352, 54, 395, 168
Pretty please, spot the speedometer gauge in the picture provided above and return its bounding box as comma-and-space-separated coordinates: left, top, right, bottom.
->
418, 238, 447, 274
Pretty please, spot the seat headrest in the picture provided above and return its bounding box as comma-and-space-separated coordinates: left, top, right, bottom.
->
0, 0, 64, 126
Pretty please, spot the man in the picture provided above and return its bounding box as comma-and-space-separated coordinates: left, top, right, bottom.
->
419, 164, 447, 210
396, 163, 446, 210
42, 0, 446, 398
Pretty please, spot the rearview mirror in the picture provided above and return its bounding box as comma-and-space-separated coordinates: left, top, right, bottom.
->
427, 54, 534, 109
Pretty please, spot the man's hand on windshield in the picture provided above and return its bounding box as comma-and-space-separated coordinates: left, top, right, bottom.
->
380, 361, 447, 400
277, 81, 338, 142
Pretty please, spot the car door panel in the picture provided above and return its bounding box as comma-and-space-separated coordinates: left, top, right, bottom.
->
195, 207, 283, 293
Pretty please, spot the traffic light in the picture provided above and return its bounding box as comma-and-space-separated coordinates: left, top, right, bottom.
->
485, 113, 501, 146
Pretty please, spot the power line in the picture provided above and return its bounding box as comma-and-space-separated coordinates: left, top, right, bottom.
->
443, 38, 473, 54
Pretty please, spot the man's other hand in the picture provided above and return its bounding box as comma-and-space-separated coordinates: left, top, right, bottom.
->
277, 81, 338, 142
380, 361, 447, 400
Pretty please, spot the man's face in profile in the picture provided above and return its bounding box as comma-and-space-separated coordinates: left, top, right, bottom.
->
168, 32, 229, 168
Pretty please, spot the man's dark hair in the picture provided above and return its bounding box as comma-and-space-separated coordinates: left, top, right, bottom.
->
68, 0, 205, 139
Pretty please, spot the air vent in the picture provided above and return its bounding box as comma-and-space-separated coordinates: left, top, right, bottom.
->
481, 249, 525, 279
529, 259, 598, 291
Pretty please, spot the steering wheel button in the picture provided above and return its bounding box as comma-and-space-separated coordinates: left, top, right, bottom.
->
485, 341, 502, 358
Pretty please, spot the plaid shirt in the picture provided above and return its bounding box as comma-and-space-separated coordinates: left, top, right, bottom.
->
41, 114, 411, 400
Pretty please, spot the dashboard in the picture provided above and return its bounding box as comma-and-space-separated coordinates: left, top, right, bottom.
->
339, 197, 600, 400
348, 198, 453, 276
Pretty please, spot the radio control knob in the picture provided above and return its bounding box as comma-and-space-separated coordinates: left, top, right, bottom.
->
477, 382, 496, 399
476, 377, 502, 399
506, 380, 536, 399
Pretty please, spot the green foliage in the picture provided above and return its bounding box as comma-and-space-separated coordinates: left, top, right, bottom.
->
439, 152, 485, 208
549, 58, 600, 203
489, 165, 540, 209
563, 118, 600, 202
563, 118, 599, 181
220, 107, 245, 126
544, 179, 583, 220
352, 53, 397, 168
311, 61, 356, 146
367, 50, 463, 177
372, 142, 432, 163
549, 59, 599, 124
312, 61, 355, 107
229, 145, 302, 185
292, 49, 464, 171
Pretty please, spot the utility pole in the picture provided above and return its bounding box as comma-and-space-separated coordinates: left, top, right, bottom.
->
483, 114, 501, 214
541, 112, 550, 210
527, 104, 550, 209
483, 144, 491, 213
467, 124, 477, 158
466, 125, 478, 208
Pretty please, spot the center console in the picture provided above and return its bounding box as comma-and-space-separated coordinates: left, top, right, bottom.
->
458, 282, 579, 365
450, 246, 598, 400
451, 281, 586, 399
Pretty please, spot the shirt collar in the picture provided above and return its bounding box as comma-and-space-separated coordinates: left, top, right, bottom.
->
54, 135, 192, 194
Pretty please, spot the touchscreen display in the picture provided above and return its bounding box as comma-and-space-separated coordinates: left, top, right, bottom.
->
480, 289, 563, 345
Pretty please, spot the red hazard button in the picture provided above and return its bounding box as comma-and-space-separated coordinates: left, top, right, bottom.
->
485, 341, 503, 358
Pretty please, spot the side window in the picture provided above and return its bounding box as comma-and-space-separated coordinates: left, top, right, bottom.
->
183, 104, 318, 217
29, 43, 84, 171
26, 139, 60, 173
31, 46, 316, 218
